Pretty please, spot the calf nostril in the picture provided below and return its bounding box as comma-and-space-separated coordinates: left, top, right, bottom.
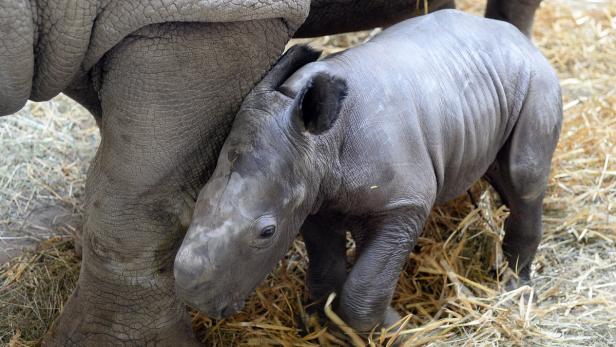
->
173, 256, 201, 289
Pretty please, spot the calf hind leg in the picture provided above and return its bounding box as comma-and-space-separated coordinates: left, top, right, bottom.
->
486, 92, 561, 287
486, 166, 545, 284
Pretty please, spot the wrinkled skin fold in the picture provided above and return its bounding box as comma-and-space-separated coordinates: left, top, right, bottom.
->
0, 0, 542, 344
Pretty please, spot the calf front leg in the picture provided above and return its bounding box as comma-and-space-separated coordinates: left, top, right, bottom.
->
42, 20, 289, 346
338, 210, 426, 332
301, 215, 348, 307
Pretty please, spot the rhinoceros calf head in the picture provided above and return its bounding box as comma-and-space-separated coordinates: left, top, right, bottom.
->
173, 45, 349, 318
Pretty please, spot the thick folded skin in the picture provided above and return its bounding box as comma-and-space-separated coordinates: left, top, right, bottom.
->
0, 0, 35, 115
1, 0, 310, 113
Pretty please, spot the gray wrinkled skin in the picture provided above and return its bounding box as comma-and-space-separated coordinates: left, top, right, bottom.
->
176, 10, 562, 333
0, 0, 541, 344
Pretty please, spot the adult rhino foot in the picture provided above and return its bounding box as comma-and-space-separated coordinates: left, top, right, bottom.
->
45, 313, 197, 347
42, 265, 198, 346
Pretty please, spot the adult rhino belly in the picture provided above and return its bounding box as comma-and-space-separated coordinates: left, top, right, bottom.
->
82, 0, 310, 71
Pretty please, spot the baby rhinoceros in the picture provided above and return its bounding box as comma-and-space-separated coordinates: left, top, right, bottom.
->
174, 9, 562, 332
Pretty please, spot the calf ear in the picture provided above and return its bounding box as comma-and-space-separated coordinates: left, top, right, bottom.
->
297, 73, 348, 135
259, 45, 322, 91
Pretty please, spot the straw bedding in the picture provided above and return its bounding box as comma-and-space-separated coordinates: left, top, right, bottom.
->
1, 0, 614, 345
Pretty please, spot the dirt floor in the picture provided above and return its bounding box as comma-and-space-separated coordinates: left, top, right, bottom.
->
1, 0, 614, 346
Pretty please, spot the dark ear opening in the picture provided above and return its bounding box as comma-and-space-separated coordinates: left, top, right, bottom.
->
259, 45, 322, 90
298, 73, 348, 135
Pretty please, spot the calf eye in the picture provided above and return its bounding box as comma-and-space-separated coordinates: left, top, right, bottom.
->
260, 226, 276, 238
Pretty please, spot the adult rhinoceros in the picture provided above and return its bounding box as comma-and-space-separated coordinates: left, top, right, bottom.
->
0, 0, 541, 345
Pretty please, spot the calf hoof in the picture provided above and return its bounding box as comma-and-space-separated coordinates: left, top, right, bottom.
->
381, 307, 409, 346
499, 266, 532, 292
334, 306, 406, 346
339, 306, 403, 333
306, 298, 328, 322
382, 306, 403, 330
505, 276, 532, 292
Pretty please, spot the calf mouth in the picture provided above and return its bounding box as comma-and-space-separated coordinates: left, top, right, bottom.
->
196, 297, 246, 320
175, 284, 246, 319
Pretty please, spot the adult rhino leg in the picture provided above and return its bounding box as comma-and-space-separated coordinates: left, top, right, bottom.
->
436, 0, 456, 10
43, 20, 289, 346
294, 0, 454, 37
485, 0, 542, 37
